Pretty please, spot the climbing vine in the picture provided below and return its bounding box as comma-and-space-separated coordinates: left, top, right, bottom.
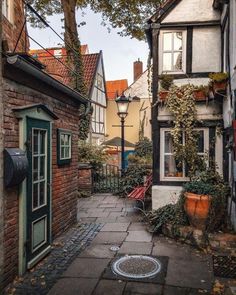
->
165, 84, 206, 178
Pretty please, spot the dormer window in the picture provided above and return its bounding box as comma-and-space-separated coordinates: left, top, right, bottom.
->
160, 30, 186, 74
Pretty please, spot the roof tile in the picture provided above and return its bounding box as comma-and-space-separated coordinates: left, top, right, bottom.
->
106, 80, 128, 100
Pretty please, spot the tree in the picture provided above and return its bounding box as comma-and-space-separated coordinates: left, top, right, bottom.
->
28, 0, 163, 137
28, 0, 163, 89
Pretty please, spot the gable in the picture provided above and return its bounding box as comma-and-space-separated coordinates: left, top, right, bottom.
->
162, 0, 221, 23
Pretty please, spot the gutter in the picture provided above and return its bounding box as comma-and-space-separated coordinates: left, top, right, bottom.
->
6, 55, 90, 107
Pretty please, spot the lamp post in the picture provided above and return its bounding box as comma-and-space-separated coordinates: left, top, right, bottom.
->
115, 93, 131, 175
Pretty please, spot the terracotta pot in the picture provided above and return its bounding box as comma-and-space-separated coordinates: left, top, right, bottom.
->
193, 90, 207, 101
159, 91, 169, 101
213, 81, 227, 93
184, 192, 212, 230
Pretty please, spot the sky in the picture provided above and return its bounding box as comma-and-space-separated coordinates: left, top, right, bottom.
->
28, 8, 150, 85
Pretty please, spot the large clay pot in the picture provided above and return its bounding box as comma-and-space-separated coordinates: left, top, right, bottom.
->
184, 192, 212, 230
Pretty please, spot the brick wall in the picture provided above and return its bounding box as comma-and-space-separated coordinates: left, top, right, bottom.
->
78, 165, 92, 194
2, 1, 29, 53
3, 79, 80, 286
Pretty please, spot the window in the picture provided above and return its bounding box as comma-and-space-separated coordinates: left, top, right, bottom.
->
160, 31, 186, 73
57, 129, 72, 165
92, 104, 105, 134
161, 128, 209, 181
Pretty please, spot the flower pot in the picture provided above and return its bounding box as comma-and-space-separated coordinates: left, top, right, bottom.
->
184, 192, 212, 230
193, 90, 207, 101
213, 81, 227, 93
159, 91, 169, 101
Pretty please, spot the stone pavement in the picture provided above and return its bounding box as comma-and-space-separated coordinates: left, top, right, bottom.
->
47, 194, 215, 295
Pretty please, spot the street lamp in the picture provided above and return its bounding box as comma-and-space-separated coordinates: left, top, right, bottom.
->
115, 93, 131, 174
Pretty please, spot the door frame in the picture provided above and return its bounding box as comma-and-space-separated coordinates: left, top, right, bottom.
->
15, 106, 56, 275
26, 118, 51, 269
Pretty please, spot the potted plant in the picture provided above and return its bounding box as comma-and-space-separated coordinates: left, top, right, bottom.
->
193, 85, 209, 101
209, 72, 228, 94
159, 74, 174, 101
183, 166, 229, 232
183, 181, 213, 230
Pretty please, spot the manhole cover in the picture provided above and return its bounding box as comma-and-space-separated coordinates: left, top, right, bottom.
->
213, 255, 236, 279
112, 255, 161, 279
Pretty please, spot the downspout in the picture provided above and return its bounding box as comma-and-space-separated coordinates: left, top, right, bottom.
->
0, 1, 4, 291
151, 23, 161, 185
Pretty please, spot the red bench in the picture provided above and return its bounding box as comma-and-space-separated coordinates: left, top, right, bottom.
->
128, 174, 152, 211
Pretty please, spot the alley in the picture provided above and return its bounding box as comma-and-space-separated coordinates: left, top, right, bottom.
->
5, 194, 217, 295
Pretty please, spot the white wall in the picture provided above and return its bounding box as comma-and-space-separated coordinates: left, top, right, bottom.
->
163, 0, 220, 23
152, 186, 182, 210
192, 27, 221, 73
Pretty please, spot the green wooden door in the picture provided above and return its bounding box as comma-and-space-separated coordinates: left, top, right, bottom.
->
26, 118, 51, 268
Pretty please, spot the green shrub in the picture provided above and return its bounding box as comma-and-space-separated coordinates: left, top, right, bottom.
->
183, 181, 216, 196
135, 137, 153, 158
78, 141, 107, 170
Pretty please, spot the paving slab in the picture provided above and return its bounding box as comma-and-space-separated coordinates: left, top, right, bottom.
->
125, 230, 153, 242
124, 282, 163, 295
98, 203, 118, 208
93, 279, 126, 295
166, 258, 214, 290
104, 207, 123, 212
95, 217, 118, 223
108, 212, 126, 218
63, 258, 110, 278
78, 217, 97, 223
152, 241, 209, 262
128, 222, 148, 231
162, 285, 190, 295
89, 211, 110, 218
91, 232, 128, 244
100, 223, 130, 232
118, 241, 153, 255
47, 278, 98, 295
78, 244, 116, 258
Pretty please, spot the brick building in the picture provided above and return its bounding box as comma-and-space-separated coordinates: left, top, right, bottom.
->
1, 0, 89, 289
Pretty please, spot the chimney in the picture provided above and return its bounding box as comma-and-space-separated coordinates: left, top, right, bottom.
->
133, 59, 143, 82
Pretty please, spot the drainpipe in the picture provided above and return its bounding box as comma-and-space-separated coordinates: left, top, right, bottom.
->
0, 2, 4, 291
151, 23, 161, 185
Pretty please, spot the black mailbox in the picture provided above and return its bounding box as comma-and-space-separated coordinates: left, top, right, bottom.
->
4, 148, 28, 188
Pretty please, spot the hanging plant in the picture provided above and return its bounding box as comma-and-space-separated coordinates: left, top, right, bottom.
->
166, 84, 206, 178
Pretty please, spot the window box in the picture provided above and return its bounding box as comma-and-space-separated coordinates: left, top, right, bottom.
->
159, 91, 169, 101
57, 129, 72, 165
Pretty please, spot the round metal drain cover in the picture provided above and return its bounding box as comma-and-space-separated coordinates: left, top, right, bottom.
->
112, 255, 161, 279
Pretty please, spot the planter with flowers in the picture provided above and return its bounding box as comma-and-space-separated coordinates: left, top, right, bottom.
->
193, 85, 209, 101
158, 74, 174, 101
209, 72, 228, 95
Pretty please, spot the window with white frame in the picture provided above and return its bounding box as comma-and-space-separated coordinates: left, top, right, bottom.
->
57, 129, 72, 165
160, 31, 186, 73
160, 128, 209, 181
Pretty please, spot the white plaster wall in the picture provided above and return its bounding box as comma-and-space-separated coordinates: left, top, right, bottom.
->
192, 27, 221, 73
162, 0, 220, 23
152, 185, 182, 210
124, 70, 150, 99
173, 78, 209, 87
158, 102, 222, 122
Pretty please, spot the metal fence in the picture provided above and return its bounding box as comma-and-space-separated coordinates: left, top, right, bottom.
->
92, 164, 121, 193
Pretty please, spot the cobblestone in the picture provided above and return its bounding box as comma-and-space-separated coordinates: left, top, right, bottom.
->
4, 223, 103, 295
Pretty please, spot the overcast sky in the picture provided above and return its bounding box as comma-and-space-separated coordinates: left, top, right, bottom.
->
28, 8, 150, 85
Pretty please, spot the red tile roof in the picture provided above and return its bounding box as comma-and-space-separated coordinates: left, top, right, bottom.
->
106, 80, 128, 100
29, 46, 99, 94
